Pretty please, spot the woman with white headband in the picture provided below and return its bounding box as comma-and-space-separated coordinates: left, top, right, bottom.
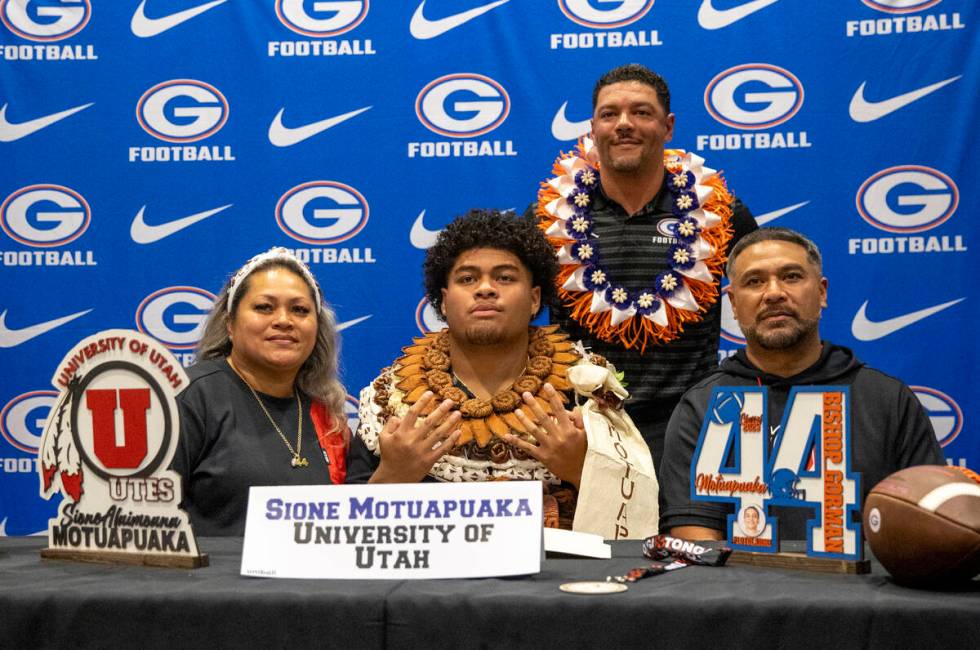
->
171, 247, 349, 536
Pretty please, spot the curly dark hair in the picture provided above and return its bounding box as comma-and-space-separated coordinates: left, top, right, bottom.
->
592, 63, 671, 114
423, 209, 558, 320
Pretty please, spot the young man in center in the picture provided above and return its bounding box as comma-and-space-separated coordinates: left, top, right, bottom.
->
347, 209, 658, 537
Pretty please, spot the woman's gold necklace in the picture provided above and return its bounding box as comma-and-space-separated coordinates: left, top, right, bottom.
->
229, 360, 308, 468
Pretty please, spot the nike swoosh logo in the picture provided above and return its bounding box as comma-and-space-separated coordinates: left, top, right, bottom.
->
754, 201, 809, 226
848, 75, 962, 123
410, 210, 441, 249
851, 298, 964, 342
551, 101, 591, 141
337, 315, 371, 331
0, 309, 92, 348
410, 0, 510, 39
131, 0, 228, 38
698, 0, 780, 30
0, 102, 94, 142
130, 204, 233, 244
268, 106, 372, 147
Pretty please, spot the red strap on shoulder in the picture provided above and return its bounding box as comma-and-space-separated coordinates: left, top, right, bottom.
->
310, 400, 348, 484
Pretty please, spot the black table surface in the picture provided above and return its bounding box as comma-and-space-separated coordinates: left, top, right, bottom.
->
1, 536, 977, 649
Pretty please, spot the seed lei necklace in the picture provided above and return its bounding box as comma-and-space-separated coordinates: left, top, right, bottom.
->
450, 362, 527, 401
228, 359, 309, 468
383, 327, 579, 448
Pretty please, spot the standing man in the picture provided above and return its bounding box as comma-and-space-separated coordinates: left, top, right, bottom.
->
531, 64, 757, 475
659, 227, 943, 540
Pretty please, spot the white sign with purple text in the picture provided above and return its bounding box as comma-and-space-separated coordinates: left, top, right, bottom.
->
241, 481, 542, 579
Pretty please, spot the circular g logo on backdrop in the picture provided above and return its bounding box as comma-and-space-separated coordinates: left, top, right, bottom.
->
861, 0, 943, 14
705, 64, 804, 130
1, 184, 90, 247
856, 165, 958, 233
416, 73, 510, 138
276, 0, 368, 37
415, 297, 447, 334
137, 80, 229, 143
558, 0, 654, 28
1, 0, 90, 41
136, 286, 216, 350
1, 390, 58, 453
276, 181, 369, 245
719, 285, 746, 345
911, 386, 963, 448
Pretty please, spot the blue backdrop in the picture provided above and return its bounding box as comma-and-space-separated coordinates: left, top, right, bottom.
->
1, 0, 975, 535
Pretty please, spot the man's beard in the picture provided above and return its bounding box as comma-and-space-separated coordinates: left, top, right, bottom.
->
742, 314, 819, 351
608, 155, 643, 173
462, 322, 504, 346
601, 138, 657, 174
605, 148, 647, 174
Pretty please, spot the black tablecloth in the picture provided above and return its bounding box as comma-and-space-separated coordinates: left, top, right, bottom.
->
1, 536, 977, 649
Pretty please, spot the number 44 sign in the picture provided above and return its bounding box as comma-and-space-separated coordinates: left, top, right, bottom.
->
691, 386, 862, 560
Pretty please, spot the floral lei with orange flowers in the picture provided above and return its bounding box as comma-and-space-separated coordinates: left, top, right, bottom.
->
536, 139, 735, 353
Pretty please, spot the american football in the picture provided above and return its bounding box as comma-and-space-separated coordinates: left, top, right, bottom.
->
709, 391, 744, 426
864, 465, 980, 585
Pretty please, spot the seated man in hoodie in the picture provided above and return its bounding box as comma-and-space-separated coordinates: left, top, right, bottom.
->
659, 227, 943, 540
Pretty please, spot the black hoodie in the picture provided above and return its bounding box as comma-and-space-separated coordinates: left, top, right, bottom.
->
660, 342, 943, 540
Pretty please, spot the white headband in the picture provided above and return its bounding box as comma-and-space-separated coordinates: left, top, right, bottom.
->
226, 247, 322, 314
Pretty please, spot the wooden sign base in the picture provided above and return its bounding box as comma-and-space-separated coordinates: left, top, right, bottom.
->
728, 549, 870, 575
41, 547, 209, 569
